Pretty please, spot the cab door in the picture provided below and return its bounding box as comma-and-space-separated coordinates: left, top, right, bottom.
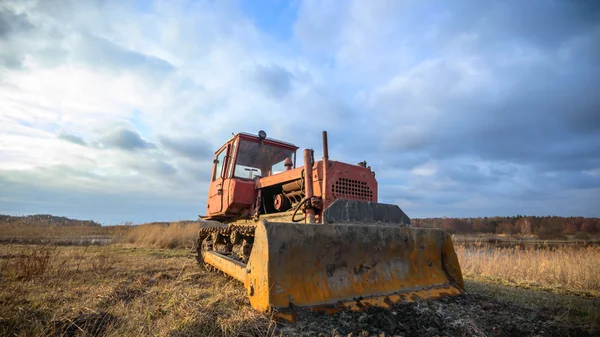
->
207, 144, 229, 215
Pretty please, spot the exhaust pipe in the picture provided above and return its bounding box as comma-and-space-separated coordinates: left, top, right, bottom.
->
303, 149, 316, 223
322, 131, 329, 213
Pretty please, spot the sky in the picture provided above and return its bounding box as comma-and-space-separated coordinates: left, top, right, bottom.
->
1, 0, 599, 224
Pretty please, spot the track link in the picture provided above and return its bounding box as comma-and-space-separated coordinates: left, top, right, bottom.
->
196, 223, 256, 267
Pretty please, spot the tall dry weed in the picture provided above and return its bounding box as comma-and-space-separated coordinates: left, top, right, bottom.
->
0, 245, 124, 282
456, 245, 600, 294
0, 223, 126, 245
13, 248, 55, 281
0, 246, 71, 281
121, 222, 200, 249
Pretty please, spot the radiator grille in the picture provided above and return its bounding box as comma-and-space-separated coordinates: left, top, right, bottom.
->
332, 177, 373, 201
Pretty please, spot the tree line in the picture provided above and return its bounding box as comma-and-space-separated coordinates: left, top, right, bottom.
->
412, 216, 600, 239
0, 214, 101, 227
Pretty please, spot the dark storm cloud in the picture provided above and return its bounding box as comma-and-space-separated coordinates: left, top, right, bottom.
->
419, 68, 600, 171
443, 164, 496, 185
159, 135, 213, 159
292, 0, 600, 217
57, 132, 87, 146
372, 17, 600, 181
99, 128, 156, 151
446, 0, 600, 51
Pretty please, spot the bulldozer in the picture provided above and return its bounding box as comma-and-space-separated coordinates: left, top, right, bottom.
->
196, 130, 463, 321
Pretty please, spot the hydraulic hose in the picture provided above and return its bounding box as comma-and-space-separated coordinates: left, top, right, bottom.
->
291, 197, 310, 222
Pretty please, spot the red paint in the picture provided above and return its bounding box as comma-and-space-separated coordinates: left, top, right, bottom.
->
203, 132, 378, 223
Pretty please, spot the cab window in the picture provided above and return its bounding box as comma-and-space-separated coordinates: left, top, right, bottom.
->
234, 139, 295, 179
213, 148, 227, 181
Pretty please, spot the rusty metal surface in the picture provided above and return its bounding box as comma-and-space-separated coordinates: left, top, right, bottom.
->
198, 219, 228, 228
226, 179, 255, 215
206, 133, 383, 223
257, 167, 303, 189
237, 132, 299, 151
198, 131, 465, 324
281, 179, 303, 193
226, 210, 297, 226
203, 251, 247, 283
323, 200, 411, 225
206, 140, 233, 218
244, 221, 464, 313
303, 149, 316, 223
322, 131, 329, 217
205, 132, 302, 220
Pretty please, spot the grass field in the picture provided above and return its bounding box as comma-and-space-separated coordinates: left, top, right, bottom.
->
0, 245, 276, 336
455, 244, 600, 296
1, 222, 599, 335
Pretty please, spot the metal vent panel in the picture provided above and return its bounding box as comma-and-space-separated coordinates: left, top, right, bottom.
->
332, 177, 373, 201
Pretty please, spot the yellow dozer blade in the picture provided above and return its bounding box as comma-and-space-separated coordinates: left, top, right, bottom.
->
202, 220, 464, 320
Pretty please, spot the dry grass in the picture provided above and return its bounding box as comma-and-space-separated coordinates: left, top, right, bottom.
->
2, 222, 599, 335
465, 280, 600, 331
0, 224, 124, 245
0, 221, 201, 248
120, 222, 200, 249
0, 245, 276, 337
456, 244, 600, 296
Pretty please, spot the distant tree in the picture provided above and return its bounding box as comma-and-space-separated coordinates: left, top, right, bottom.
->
516, 217, 532, 235
529, 217, 542, 234
480, 217, 495, 233
581, 219, 597, 233
471, 218, 482, 232
411, 216, 599, 236
497, 221, 516, 235
490, 218, 499, 232
456, 218, 471, 232
563, 219, 579, 235
538, 217, 564, 239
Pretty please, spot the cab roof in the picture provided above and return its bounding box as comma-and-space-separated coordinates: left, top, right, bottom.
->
235, 132, 299, 150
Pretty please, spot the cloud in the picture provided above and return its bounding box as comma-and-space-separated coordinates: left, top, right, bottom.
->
252, 64, 294, 98
0, 172, 197, 224
159, 135, 213, 159
1, 0, 599, 222
57, 131, 86, 146
98, 128, 156, 151
69, 33, 175, 79
129, 158, 177, 176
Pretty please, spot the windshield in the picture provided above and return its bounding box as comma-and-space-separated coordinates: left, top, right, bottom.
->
234, 139, 295, 179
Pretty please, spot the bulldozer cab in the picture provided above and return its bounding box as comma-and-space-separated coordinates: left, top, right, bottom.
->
206, 132, 298, 217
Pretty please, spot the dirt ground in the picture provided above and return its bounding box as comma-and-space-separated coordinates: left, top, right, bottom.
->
284, 292, 593, 337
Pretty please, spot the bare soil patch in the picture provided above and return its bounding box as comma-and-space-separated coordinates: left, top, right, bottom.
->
285, 292, 594, 336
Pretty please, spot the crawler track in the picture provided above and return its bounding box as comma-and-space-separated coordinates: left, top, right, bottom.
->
196, 224, 256, 266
